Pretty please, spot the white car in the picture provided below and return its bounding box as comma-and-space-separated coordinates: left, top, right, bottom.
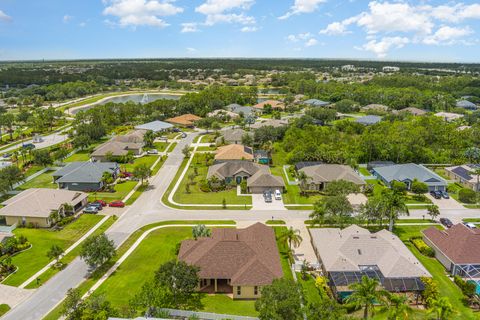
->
274, 189, 282, 200
147, 149, 158, 154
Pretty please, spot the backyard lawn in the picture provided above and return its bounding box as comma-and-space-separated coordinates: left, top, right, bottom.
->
172, 153, 252, 205
393, 225, 477, 320
274, 227, 293, 280
64, 150, 91, 162
88, 180, 137, 202
17, 171, 57, 190
94, 227, 258, 317
358, 167, 371, 176
3, 214, 103, 286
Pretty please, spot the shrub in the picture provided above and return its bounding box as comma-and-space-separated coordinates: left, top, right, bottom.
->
454, 275, 477, 298
412, 194, 428, 202
459, 188, 477, 204
411, 180, 428, 194
240, 180, 247, 194
411, 237, 435, 257
421, 277, 439, 305
57, 216, 75, 227
391, 180, 407, 194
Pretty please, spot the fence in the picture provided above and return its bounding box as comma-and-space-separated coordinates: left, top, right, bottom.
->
158, 308, 259, 320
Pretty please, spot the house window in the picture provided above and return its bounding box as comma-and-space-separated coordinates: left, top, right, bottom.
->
237, 286, 241, 295
254, 286, 258, 295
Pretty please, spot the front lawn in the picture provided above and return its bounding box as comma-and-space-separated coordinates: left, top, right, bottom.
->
17, 171, 57, 190
94, 226, 258, 317
172, 153, 252, 205
88, 180, 137, 202
0, 304, 10, 317
64, 150, 91, 162
122, 155, 159, 172
3, 214, 103, 286
153, 142, 168, 152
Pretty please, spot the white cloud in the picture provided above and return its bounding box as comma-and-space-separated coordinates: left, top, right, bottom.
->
361, 36, 409, 58
279, 0, 326, 19
186, 47, 197, 52
195, 0, 255, 26
305, 38, 318, 47
0, 10, 12, 22
63, 15, 73, 23
423, 26, 473, 45
103, 0, 183, 28
181, 22, 199, 33
241, 26, 257, 32
430, 3, 480, 23
320, 20, 353, 35
79, 22, 87, 27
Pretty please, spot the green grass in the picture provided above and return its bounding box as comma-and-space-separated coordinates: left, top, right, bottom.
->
462, 218, 480, 222
297, 273, 323, 305
94, 226, 257, 317
88, 180, 137, 202
195, 133, 217, 143
274, 227, 293, 280
166, 142, 177, 153
172, 153, 252, 205
22, 164, 45, 178
122, 155, 159, 172
358, 167, 371, 176
64, 150, 91, 162
396, 219, 435, 224
153, 142, 168, 152
393, 225, 476, 320
17, 171, 57, 190
25, 216, 115, 289
266, 220, 286, 225
125, 185, 147, 205
3, 214, 103, 286
0, 304, 10, 317
196, 146, 217, 151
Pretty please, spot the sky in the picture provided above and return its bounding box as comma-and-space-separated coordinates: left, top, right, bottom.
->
0, 0, 480, 62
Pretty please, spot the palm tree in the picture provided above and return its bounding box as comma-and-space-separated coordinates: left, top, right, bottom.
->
383, 293, 411, 320
297, 170, 310, 195
281, 227, 303, 251
427, 205, 440, 221
382, 190, 409, 232
427, 297, 454, 320
143, 130, 155, 148
346, 276, 386, 319
474, 167, 480, 194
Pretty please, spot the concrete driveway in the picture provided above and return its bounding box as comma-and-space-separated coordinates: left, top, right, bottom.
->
425, 193, 465, 210
251, 194, 286, 211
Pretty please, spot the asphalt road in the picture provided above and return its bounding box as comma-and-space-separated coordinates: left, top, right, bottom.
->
0, 130, 69, 155
3, 130, 479, 319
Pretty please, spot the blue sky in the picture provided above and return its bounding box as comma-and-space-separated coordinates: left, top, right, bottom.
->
0, 0, 480, 62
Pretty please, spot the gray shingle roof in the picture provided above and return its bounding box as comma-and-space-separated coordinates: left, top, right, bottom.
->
355, 115, 382, 125
373, 163, 446, 186
304, 99, 330, 107
207, 161, 268, 180
247, 171, 285, 188
135, 120, 173, 132
456, 100, 478, 110
53, 162, 119, 184
300, 164, 365, 185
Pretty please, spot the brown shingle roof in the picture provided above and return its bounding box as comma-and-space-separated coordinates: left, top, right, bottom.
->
252, 100, 285, 110
423, 224, 480, 264
178, 223, 283, 286
166, 114, 202, 126
215, 144, 253, 161
300, 164, 365, 185
207, 161, 268, 180
247, 171, 285, 188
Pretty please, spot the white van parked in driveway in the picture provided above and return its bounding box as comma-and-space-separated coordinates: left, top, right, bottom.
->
274, 189, 282, 200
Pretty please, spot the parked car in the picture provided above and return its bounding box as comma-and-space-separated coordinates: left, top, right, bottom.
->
94, 200, 107, 207
274, 189, 282, 200
88, 202, 103, 210
430, 190, 442, 199
83, 206, 99, 214
263, 190, 272, 203
109, 200, 125, 208
440, 218, 453, 228
2, 153, 12, 159
441, 191, 450, 199
120, 171, 133, 178
22, 143, 35, 149
172, 128, 181, 132
147, 149, 158, 154
464, 222, 476, 229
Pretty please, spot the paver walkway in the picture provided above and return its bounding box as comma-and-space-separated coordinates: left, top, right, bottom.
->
0, 284, 32, 308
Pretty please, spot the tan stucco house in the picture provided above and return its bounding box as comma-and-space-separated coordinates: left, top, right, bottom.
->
178, 223, 283, 299
299, 164, 365, 191
0, 188, 88, 228
91, 130, 144, 162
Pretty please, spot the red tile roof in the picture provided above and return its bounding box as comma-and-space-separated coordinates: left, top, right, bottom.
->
422, 224, 480, 264
178, 223, 283, 286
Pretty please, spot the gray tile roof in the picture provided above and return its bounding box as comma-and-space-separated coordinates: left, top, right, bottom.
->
310, 225, 431, 278
355, 115, 382, 125
53, 161, 119, 184
373, 163, 446, 186
456, 100, 478, 110
304, 99, 330, 107
226, 104, 255, 116
135, 120, 173, 132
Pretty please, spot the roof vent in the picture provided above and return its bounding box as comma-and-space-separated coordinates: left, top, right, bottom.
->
353, 236, 359, 239
357, 249, 362, 255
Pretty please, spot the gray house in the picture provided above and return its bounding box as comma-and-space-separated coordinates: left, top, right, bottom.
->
53, 161, 120, 191
303, 99, 330, 107
456, 100, 478, 110
355, 115, 382, 125
373, 163, 447, 191
135, 120, 173, 132
216, 129, 253, 145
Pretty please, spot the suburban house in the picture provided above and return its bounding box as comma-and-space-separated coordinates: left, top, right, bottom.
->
215, 144, 253, 162
134, 120, 173, 133
165, 114, 202, 127
178, 223, 283, 299
216, 129, 252, 145
225, 104, 256, 118
250, 119, 288, 129
435, 112, 464, 122
366, 161, 396, 172
247, 171, 284, 193
295, 161, 323, 171
207, 109, 239, 119
360, 104, 389, 112
0, 188, 88, 228
373, 163, 447, 192
310, 225, 431, 299
91, 130, 145, 162
252, 100, 285, 111
445, 165, 480, 191
456, 100, 478, 110
355, 115, 382, 125
298, 164, 365, 191
423, 224, 480, 278
394, 107, 427, 116
52, 161, 120, 191
303, 99, 330, 107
